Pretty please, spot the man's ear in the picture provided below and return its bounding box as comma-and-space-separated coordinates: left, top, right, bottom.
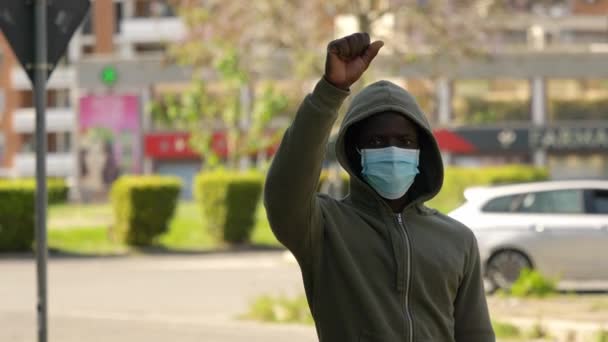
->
345, 126, 362, 175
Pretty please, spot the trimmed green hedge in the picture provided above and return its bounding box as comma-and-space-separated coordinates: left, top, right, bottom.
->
195, 171, 263, 244
428, 165, 549, 213
0, 178, 69, 205
0, 182, 35, 251
111, 176, 181, 246
317, 170, 350, 197
47, 178, 69, 204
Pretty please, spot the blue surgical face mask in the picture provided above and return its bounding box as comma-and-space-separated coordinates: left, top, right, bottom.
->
360, 146, 420, 200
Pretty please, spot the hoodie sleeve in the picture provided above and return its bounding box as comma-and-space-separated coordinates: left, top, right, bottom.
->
454, 233, 496, 342
264, 78, 349, 260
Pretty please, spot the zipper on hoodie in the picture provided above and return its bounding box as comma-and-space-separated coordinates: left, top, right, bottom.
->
396, 213, 414, 342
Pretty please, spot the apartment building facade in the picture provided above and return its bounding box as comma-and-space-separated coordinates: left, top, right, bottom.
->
0, 0, 190, 199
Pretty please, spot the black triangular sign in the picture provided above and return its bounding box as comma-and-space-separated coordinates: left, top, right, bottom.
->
0, 0, 90, 86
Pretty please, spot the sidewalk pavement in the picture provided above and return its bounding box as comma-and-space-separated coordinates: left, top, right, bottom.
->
495, 316, 607, 342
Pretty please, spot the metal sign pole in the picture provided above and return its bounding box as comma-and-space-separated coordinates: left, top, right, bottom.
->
34, 0, 48, 341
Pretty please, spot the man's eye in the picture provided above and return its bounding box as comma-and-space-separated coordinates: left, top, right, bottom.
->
370, 137, 383, 146
401, 137, 417, 147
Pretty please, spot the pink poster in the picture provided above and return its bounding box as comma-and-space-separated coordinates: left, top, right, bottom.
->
79, 94, 141, 198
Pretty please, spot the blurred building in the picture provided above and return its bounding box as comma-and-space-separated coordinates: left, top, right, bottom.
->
336, 0, 608, 179
0, 0, 607, 200
0, 0, 195, 199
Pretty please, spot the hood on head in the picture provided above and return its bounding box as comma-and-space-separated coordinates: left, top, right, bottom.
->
335, 80, 444, 205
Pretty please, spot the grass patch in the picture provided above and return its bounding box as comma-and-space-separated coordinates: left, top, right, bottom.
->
48, 201, 282, 255
243, 294, 313, 325
596, 330, 608, 342
157, 201, 214, 250
589, 300, 608, 313
49, 203, 113, 229
48, 226, 127, 255
158, 202, 280, 250
507, 268, 558, 298
492, 320, 522, 339
250, 204, 280, 246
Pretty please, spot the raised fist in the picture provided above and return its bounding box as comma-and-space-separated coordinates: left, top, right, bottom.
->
324, 32, 384, 90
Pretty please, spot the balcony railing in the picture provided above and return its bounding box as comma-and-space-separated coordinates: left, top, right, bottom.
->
13, 152, 75, 177
12, 108, 75, 133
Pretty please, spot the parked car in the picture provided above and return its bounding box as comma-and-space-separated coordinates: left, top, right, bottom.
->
448, 180, 608, 292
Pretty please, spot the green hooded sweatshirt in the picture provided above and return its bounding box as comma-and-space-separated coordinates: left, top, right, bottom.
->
264, 78, 495, 342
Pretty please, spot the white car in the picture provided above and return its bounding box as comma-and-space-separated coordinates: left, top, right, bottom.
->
448, 180, 608, 292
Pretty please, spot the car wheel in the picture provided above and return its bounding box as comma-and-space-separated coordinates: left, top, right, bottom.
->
486, 250, 532, 291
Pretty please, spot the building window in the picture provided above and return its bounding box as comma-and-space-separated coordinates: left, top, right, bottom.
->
82, 12, 93, 35
452, 79, 531, 125
17, 89, 71, 108
114, 2, 123, 33
20, 133, 35, 153
48, 89, 71, 107
57, 132, 72, 153
82, 45, 95, 56
547, 79, 608, 122
560, 30, 608, 44
134, 0, 175, 18
134, 42, 167, 55
19, 133, 72, 154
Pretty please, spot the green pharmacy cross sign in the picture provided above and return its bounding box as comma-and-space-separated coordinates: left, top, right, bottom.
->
101, 65, 118, 86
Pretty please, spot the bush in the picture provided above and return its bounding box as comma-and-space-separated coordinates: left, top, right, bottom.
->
244, 294, 313, 325
0, 178, 69, 205
317, 169, 350, 197
596, 330, 608, 342
491, 321, 521, 339
195, 170, 263, 244
428, 165, 549, 213
508, 268, 557, 298
110, 176, 181, 246
47, 178, 69, 204
0, 182, 35, 251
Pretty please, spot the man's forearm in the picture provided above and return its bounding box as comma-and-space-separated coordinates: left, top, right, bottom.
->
264, 78, 349, 253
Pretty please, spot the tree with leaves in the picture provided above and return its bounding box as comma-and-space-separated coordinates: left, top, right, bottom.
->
159, 0, 528, 169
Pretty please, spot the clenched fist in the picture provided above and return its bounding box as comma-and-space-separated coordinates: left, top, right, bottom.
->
324, 33, 384, 90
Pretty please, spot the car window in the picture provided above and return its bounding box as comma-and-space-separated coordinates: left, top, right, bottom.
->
587, 189, 608, 214
482, 194, 521, 213
517, 189, 584, 214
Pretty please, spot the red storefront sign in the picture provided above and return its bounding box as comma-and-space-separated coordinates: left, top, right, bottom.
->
145, 132, 278, 160
145, 132, 228, 160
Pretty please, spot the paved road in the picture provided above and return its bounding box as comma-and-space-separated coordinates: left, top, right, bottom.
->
0, 251, 317, 342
